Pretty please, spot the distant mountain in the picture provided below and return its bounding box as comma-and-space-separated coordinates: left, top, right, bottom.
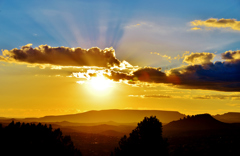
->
163, 114, 231, 131
213, 112, 240, 123
21, 109, 185, 124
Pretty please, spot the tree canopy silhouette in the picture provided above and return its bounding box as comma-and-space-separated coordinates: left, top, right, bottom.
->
111, 116, 168, 156
0, 121, 82, 156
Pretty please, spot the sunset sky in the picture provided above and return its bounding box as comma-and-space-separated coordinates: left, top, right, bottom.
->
1, 0, 240, 118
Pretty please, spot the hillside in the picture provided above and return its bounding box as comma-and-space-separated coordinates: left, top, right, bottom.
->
163, 114, 231, 131
162, 114, 240, 156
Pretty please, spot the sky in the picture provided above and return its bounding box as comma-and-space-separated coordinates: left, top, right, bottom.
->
1, 0, 240, 118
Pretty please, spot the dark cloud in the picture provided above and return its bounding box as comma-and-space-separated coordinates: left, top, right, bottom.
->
1, 44, 121, 68
106, 52, 240, 92
167, 60, 240, 91
105, 67, 167, 84
104, 70, 133, 81
132, 67, 166, 83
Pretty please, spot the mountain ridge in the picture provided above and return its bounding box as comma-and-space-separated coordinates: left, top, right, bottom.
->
18, 109, 185, 124
2, 110, 240, 125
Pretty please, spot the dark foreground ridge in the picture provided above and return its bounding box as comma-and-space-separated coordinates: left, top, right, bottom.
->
1, 113, 240, 156
0, 121, 82, 156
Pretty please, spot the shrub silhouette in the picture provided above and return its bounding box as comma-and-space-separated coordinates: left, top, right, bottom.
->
111, 116, 168, 156
0, 121, 82, 156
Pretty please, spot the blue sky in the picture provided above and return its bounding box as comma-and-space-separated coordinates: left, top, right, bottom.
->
1, 0, 240, 61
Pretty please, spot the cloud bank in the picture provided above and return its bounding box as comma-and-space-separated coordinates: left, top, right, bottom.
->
2, 44, 240, 92
191, 18, 240, 31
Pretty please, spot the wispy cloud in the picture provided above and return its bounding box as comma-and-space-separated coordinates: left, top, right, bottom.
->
129, 94, 172, 98
193, 94, 240, 100
227, 103, 240, 107
150, 51, 189, 63
191, 27, 201, 30
128, 94, 190, 99
130, 93, 240, 100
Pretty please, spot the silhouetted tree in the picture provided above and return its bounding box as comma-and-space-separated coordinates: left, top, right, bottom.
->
0, 121, 82, 156
111, 116, 168, 156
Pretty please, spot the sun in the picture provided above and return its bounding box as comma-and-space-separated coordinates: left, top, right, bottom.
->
75, 70, 114, 95
89, 75, 112, 91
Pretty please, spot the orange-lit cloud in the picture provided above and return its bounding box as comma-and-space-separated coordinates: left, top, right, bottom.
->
183, 52, 216, 64
1, 44, 121, 68
190, 18, 240, 31
222, 50, 240, 61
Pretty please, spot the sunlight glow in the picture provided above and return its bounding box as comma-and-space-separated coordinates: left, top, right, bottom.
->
74, 68, 115, 96
89, 75, 112, 91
